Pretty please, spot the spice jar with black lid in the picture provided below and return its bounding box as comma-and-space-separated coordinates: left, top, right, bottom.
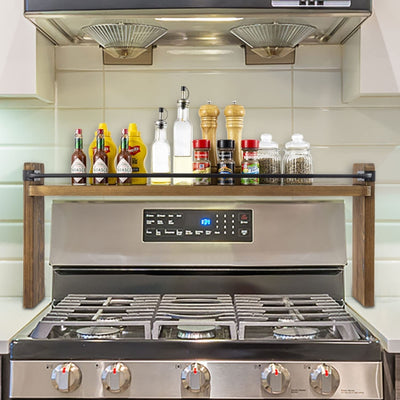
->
282, 133, 313, 185
258, 133, 281, 185
217, 139, 235, 185
241, 139, 260, 185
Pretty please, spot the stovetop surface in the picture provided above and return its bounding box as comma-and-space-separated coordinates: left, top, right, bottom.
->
29, 293, 369, 343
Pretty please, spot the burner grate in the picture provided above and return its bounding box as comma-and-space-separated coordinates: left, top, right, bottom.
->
152, 294, 237, 340
234, 294, 359, 340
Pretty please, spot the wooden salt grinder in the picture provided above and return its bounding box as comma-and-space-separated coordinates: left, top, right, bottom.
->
199, 101, 220, 170
224, 101, 245, 171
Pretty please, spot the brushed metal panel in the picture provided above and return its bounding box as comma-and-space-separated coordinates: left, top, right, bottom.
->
50, 201, 347, 268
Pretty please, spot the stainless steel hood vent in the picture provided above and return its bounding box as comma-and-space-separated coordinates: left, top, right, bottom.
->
25, 0, 371, 51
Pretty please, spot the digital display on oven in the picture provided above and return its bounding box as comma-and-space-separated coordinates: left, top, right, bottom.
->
143, 209, 252, 242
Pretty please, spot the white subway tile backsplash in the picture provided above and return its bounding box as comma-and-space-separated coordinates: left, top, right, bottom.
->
0, 109, 54, 145
294, 71, 343, 107
0, 147, 55, 183
56, 71, 104, 108
0, 186, 23, 221
375, 261, 400, 297
105, 70, 292, 109
295, 45, 341, 70
0, 261, 22, 296
294, 108, 400, 145
56, 46, 103, 71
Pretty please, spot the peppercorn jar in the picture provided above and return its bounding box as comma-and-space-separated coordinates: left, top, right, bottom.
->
258, 133, 281, 185
241, 139, 260, 185
217, 139, 235, 185
282, 133, 313, 185
193, 139, 211, 185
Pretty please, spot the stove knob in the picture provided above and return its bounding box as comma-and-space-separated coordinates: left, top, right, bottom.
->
51, 363, 82, 393
181, 363, 211, 393
310, 363, 340, 396
261, 363, 290, 394
102, 362, 131, 393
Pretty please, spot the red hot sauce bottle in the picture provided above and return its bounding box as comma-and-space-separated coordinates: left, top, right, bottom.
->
116, 129, 132, 185
92, 129, 108, 185
71, 128, 87, 186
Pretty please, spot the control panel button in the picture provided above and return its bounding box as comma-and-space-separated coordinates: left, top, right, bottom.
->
240, 229, 249, 236
261, 363, 290, 395
102, 362, 131, 393
181, 363, 210, 394
310, 364, 340, 396
51, 363, 82, 393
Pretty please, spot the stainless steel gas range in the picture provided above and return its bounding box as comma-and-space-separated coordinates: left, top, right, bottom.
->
8, 201, 383, 399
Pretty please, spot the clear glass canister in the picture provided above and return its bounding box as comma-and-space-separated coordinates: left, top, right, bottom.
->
282, 133, 313, 185
241, 139, 260, 185
258, 133, 281, 185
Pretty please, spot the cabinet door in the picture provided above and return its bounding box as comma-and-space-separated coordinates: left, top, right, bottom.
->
343, 0, 400, 102
0, 2, 54, 102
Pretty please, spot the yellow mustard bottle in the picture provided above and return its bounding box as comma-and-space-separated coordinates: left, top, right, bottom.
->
89, 123, 117, 185
127, 123, 147, 185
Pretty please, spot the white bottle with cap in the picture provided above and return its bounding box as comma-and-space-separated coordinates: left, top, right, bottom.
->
258, 133, 281, 185
282, 133, 313, 185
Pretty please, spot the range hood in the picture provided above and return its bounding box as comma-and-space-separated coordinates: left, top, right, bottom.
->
25, 0, 371, 57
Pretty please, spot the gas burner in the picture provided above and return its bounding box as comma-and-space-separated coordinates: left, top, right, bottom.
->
76, 326, 121, 340
177, 325, 217, 340
273, 327, 319, 340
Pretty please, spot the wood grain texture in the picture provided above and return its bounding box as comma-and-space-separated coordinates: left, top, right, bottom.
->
352, 163, 375, 307
396, 354, 400, 400
23, 163, 45, 309
29, 184, 371, 197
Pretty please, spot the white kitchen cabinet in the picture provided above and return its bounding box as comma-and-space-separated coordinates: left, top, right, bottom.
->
0, 2, 54, 102
343, 0, 400, 103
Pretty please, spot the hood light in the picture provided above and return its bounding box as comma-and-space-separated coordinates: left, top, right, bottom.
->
155, 17, 243, 22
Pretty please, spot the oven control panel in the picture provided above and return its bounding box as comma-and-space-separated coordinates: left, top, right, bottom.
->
143, 209, 253, 242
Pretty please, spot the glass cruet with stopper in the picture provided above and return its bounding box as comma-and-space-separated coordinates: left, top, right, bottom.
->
282, 133, 313, 185
258, 133, 281, 185
151, 107, 171, 185
173, 86, 193, 185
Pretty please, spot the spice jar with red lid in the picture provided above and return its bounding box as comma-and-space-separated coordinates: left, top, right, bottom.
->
193, 139, 211, 185
241, 139, 260, 185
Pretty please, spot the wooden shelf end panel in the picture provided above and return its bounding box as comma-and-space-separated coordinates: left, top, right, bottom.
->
23, 163, 45, 308
352, 163, 375, 307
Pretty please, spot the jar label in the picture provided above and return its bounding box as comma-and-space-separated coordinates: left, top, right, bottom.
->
193, 162, 211, 185
117, 158, 132, 183
241, 162, 259, 185
93, 159, 108, 183
217, 161, 234, 185
71, 159, 86, 184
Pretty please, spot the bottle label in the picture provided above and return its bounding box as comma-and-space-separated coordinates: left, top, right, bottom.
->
129, 145, 140, 156
193, 161, 211, 185
93, 159, 108, 183
71, 158, 86, 184
241, 162, 260, 185
117, 158, 132, 183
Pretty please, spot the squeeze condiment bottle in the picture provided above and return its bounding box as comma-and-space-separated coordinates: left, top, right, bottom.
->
224, 101, 245, 172
199, 101, 219, 171
89, 123, 117, 184
127, 123, 147, 185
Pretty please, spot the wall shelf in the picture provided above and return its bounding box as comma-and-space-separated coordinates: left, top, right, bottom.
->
23, 162, 376, 310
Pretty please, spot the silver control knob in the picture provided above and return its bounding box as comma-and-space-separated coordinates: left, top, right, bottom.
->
261, 363, 290, 394
310, 363, 340, 396
181, 363, 211, 393
51, 363, 82, 393
102, 362, 131, 393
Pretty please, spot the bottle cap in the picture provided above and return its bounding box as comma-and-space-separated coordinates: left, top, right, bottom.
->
217, 139, 235, 149
97, 128, 104, 136
75, 128, 82, 137
178, 86, 190, 109
193, 139, 210, 149
285, 133, 310, 150
98, 123, 110, 137
259, 133, 279, 149
241, 139, 259, 149
128, 123, 140, 137
155, 107, 168, 129
121, 128, 128, 136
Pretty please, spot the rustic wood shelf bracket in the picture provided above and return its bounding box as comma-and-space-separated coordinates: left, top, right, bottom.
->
23, 162, 45, 308
352, 163, 375, 307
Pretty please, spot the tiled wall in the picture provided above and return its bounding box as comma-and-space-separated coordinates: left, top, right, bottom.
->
0, 44, 399, 298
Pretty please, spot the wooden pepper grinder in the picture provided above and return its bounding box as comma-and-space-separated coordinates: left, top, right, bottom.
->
224, 101, 245, 172
199, 101, 220, 171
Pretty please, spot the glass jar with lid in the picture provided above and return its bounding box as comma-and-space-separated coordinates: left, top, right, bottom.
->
282, 133, 313, 185
258, 133, 281, 185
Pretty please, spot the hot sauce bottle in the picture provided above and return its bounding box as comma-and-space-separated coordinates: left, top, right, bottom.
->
71, 128, 86, 186
92, 129, 108, 185
116, 129, 132, 185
